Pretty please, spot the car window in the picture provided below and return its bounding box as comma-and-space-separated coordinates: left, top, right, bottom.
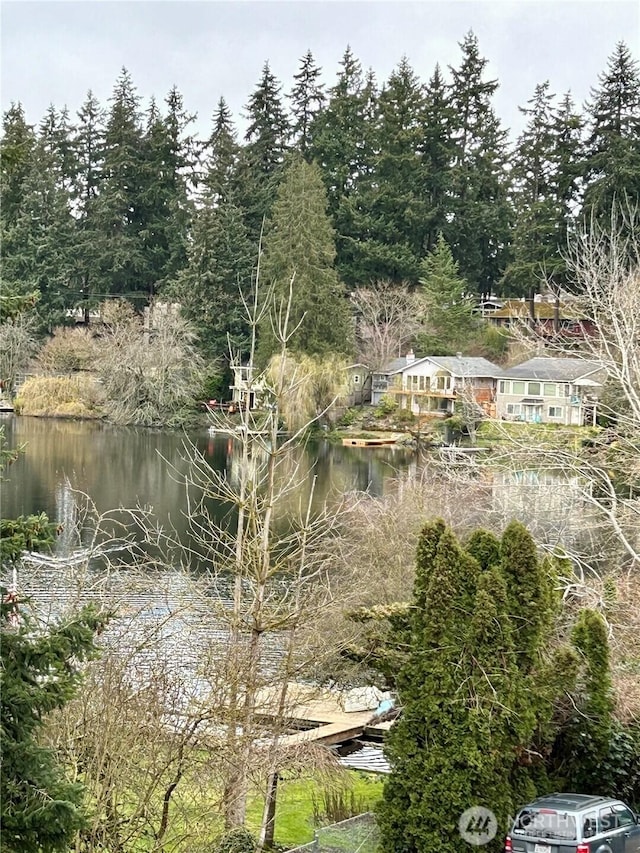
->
599, 807, 617, 834
613, 805, 636, 827
582, 813, 597, 839
514, 809, 577, 840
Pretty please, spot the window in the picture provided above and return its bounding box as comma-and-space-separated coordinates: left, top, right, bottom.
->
548, 406, 563, 418
613, 804, 636, 828
543, 383, 556, 396
528, 381, 541, 395
419, 376, 425, 390
512, 380, 525, 394
561, 384, 570, 396
499, 380, 508, 394
582, 813, 597, 839
506, 404, 521, 415
437, 375, 447, 390
353, 374, 360, 384
514, 809, 577, 841
598, 807, 616, 834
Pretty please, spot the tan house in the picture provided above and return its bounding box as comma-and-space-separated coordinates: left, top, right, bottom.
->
373, 351, 500, 417
495, 357, 607, 425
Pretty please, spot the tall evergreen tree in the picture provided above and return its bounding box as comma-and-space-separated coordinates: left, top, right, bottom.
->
257, 155, 353, 363
417, 232, 477, 353
447, 32, 512, 296
137, 88, 194, 294
2, 137, 77, 326
288, 50, 325, 156
236, 62, 290, 242
71, 91, 106, 320
583, 41, 640, 224
310, 48, 379, 287
0, 103, 36, 231
203, 96, 240, 204
94, 68, 147, 302
503, 83, 565, 296
421, 64, 455, 253
170, 199, 254, 362
351, 57, 429, 284
39, 105, 76, 194
310, 46, 365, 216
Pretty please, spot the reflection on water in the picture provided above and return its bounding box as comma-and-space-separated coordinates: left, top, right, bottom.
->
1, 416, 597, 564
1, 417, 414, 558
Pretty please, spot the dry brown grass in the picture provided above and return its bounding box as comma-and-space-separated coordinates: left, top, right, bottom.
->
16, 374, 106, 418
37, 327, 98, 373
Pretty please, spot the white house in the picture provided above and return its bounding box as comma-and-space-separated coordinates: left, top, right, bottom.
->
229, 364, 267, 410
495, 357, 607, 425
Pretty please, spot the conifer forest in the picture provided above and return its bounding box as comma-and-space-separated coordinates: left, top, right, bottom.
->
2, 35, 639, 364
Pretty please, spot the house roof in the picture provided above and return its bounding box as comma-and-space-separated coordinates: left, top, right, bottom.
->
426, 356, 501, 377
488, 299, 587, 320
378, 355, 501, 377
497, 357, 606, 382
375, 357, 410, 375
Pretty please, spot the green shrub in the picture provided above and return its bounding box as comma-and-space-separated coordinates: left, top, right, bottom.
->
478, 324, 510, 361
338, 407, 359, 426
215, 827, 257, 853
394, 407, 416, 425
375, 395, 397, 416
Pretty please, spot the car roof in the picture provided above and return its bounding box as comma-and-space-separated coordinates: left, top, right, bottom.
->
522, 793, 616, 812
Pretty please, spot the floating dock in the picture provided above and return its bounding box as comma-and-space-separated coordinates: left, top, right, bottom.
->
342, 437, 397, 447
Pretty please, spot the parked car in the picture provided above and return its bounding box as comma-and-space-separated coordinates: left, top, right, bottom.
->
506, 793, 640, 852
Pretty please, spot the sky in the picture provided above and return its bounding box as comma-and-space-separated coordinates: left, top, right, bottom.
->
1, 0, 639, 142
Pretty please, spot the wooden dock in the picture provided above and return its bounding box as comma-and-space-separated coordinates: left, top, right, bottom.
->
253, 683, 391, 749
342, 437, 397, 447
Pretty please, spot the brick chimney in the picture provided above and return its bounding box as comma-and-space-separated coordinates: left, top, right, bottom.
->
406, 349, 415, 364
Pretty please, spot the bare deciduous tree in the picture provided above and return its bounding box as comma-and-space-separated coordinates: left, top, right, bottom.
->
0, 311, 38, 396
351, 281, 422, 371
93, 299, 204, 425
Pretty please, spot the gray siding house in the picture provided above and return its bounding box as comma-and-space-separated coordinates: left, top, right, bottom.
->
495, 357, 607, 425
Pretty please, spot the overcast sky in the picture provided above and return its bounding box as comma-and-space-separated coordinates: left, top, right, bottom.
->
2, 0, 639, 142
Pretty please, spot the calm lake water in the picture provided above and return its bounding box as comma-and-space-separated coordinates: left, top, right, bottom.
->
1, 414, 596, 691
1, 415, 415, 558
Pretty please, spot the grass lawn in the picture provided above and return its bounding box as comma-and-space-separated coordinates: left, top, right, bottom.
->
245, 771, 384, 848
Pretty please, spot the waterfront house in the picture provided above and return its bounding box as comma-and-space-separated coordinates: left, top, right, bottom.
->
371, 355, 413, 406
229, 363, 267, 410
372, 351, 501, 417
495, 357, 607, 425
